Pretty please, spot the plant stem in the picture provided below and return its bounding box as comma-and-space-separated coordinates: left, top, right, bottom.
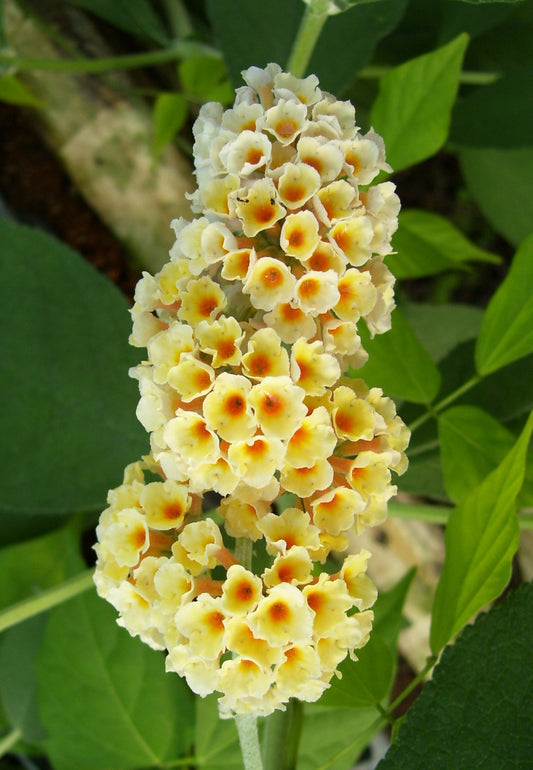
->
161, 0, 194, 39
358, 66, 500, 85
0, 728, 22, 758
386, 654, 437, 716
408, 374, 482, 433
2, 42, 219, 75
0, 570, 94, 633
235, 537, 253, 569
286, 0, 330, 78
235, 713, 264, 770
262, 699, 303, 770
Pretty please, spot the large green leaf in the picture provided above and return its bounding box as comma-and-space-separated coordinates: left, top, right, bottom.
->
206, 0, 408, 95
299, 705, 380, 770
206, 0, 303, 87
0, 522, 85, 747
65, 0, 169, 45
194, 694, 241, 769
37, 589, 194, 770
430, 411, 533, 653
475, 233, 533, 375
389, 209, 500, 279
378, 581, 533, 770
439, 405, 533, 506
448, 0, 525, 4
355, 308, 441, 404
0, 219, 147, 516
308, 0, 409, 94
460, 146, 533, 246
0, 523, 82, 610
370, 33, 469, 171
0, 616, 48, 745
452, 66, 533, 148
402, 302, 483, 363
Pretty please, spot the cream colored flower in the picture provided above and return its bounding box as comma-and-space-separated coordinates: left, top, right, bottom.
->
247, 583, 314, 646
203, 373, 256, 442
243, 257, 297, 311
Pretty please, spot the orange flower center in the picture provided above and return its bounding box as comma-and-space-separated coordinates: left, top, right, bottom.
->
268, 600, 289, 622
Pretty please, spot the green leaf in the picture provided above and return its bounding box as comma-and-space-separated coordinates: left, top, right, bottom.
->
205, 0, 303, 87
448, 0, 525, 4
0, 220, 147, 516
399, 447, 448, 501
0, 75, 43, 108
460, 146, 533, 246
179, 56, 232, 102
152, 92, 188, 159
37, 589, 195, 770
309, 0, 410, 94
370, 33, 469, 171
194, 694, 241, 769
0, 616, 48, 744
355, 308, 441, 403
451, 66, 533, 148
430, 410, 533, 653
475, 233, 533, 375
299, 705, 380, 770
64, 0, 169, 45
372, 568, 416, 650
206, 0, 409, 95
390, 209, 500, 279
320, 570, 415, 708
402, 302, 483, 363
378, 581, 533, 770
0, 522, 85, 746
0, 523, 82, 609
439, 405, 533, 506
320, 635, 393, 709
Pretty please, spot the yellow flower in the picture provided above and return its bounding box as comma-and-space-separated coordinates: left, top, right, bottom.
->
140, 480, 190, 531
248, 375, 307, 439
280, 210, 321, 261
247, 583, 314, 646
243, 256, 297, 311
203, 373, 257, 442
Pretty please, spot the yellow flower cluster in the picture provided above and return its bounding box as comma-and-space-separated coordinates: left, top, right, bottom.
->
94, 64, 409, 718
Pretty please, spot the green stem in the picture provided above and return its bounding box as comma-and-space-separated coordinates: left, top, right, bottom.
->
386, 655, 437, 716
161, 0, 194, 39
390, 502, 533, 529
286, 0, 330, 78
262, 699, 303, 770
0, 728, 22, 758
235, 537, 253, 570
2, 42, 219, 75
235, 713, 263, 770
408, 374, 482, 434
0, 570, 94, 633
358, 66, 500, 85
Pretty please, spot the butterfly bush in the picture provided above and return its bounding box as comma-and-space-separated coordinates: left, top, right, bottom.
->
94, 63, 409, 718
